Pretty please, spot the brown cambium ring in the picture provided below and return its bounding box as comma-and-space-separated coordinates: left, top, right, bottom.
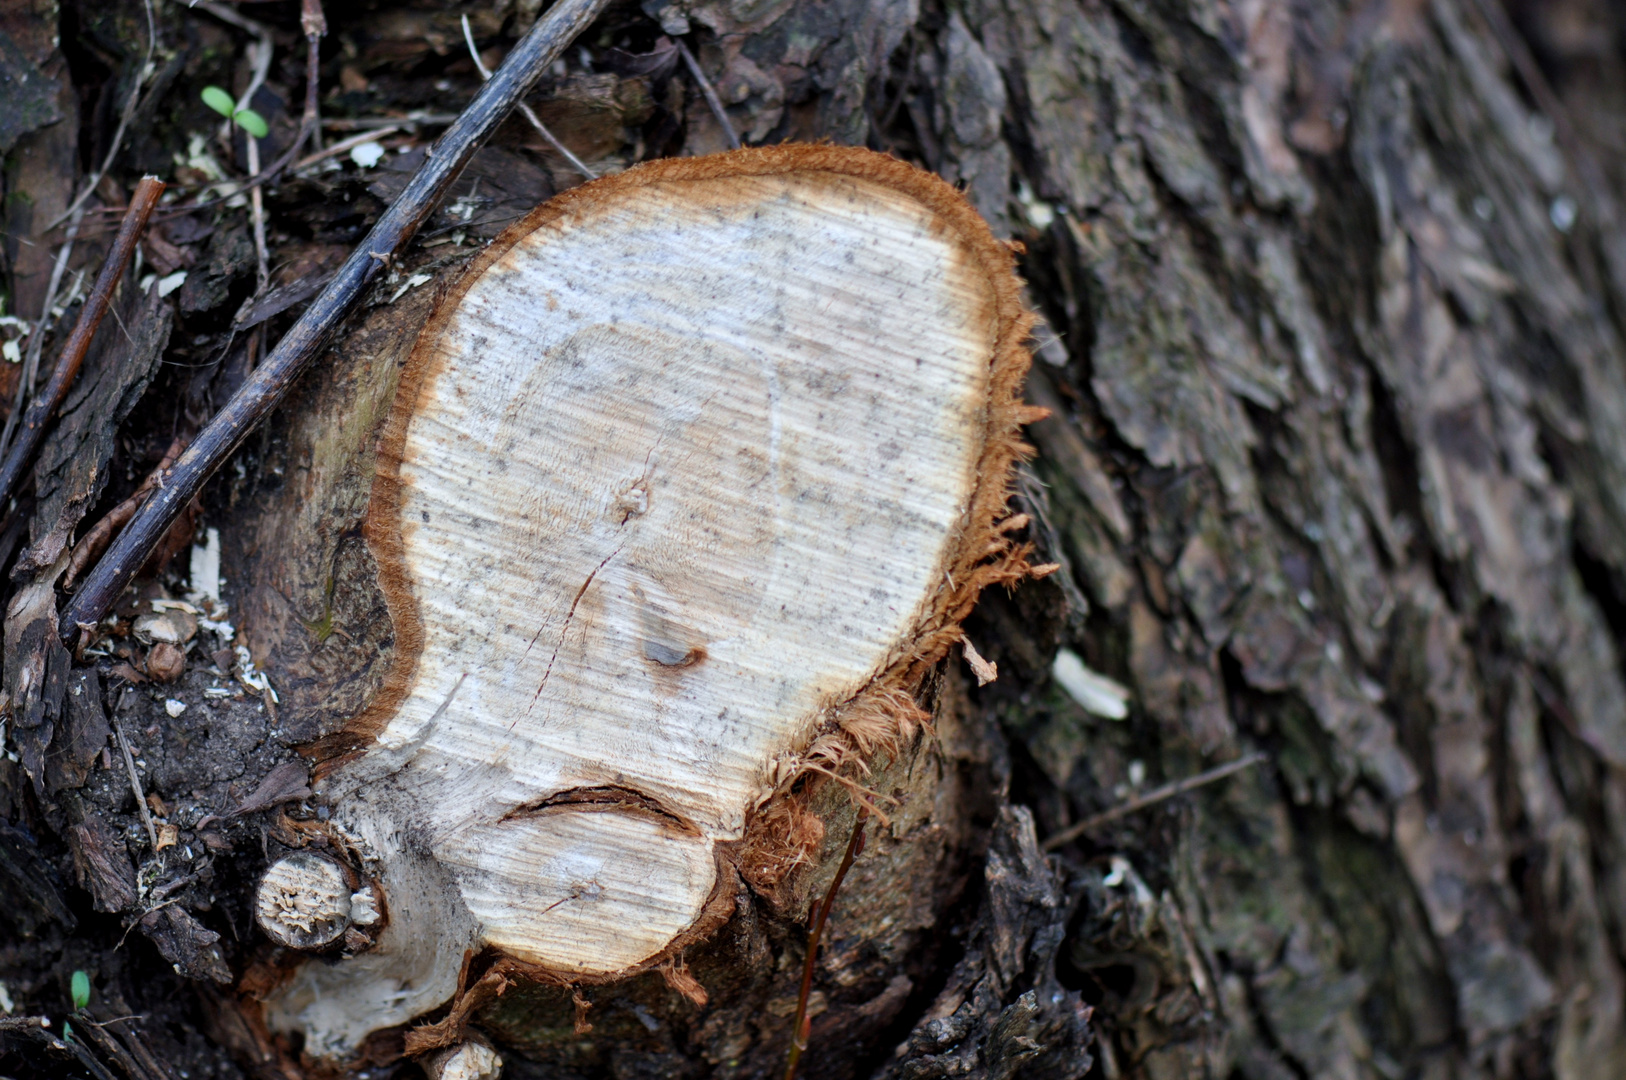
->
254, 145, 1045, 1059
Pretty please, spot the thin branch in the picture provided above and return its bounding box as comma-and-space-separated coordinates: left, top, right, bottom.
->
218, 8, 275, 294
112, 711, 161, 853
785, 809, 867, 1080
322, 113, 461, 131
226, 5, 274, 115
462, 14, 595, 179
49, 0, 157, 229
246, 134, 270, 293
292, 126, 403, 172
0, 207, 83, 463
0, 179, 164, 513
678, 39, 741, 150
299, 0, 326, 154
177, 0, 267, 38
62, 0, 615, 644
1040, 751, 1269, 852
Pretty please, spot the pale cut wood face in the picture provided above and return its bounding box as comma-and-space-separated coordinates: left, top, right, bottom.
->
274, 154, 1013, 1054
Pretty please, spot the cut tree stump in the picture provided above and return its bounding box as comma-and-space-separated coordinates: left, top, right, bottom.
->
247, 146, 1041, 1061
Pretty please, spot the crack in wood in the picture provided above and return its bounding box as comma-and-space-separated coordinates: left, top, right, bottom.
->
519, 543, 624, 725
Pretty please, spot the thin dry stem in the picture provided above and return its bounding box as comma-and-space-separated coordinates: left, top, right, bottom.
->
1040, 751, 1269, 851
0, 208, 82, 461
786, 809, 867, 1080
293, 127, 401, 172
678, 40, 741, 150
231, 30, 275, 294
50, 0, 156, 228
246, 134, 269, 293
300, 0, 326, 154
462, 14, 596, 179
112, 711, 161, 853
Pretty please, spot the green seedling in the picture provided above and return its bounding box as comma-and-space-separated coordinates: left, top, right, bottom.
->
201, 85, 269, 139
63, 968, 90, 1041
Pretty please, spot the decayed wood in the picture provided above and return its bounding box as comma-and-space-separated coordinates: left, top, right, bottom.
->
255, 144, 1036, 1059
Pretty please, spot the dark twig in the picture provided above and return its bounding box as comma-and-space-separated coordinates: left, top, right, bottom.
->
62, 0, 614, 644
1040, 751, 1269, 852
785, 809, 867, 1080
678, 39, 741, 150
0, 177, 164, 513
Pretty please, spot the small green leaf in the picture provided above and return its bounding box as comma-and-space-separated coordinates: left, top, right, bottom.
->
62, 1021, 74, 1042
200, 85, 235, 118
233, 108, 269, 139
71, 969, 90, 1010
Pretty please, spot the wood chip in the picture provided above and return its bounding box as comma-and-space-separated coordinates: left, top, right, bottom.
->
962, 638, 999, 686
231, 759, 312, 817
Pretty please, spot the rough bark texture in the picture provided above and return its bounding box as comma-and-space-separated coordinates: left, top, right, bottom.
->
5, 0, 1626, 1078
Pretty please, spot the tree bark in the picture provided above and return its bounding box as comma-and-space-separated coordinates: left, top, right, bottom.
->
6, 0, 1626, 1078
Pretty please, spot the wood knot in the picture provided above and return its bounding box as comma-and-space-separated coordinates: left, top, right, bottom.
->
255, 852, 356, 950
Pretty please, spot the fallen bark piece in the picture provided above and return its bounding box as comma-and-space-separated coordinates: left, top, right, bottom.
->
264, 145, 1037, 1057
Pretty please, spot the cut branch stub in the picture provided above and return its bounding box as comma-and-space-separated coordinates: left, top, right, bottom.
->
265, 145, 1037, 1056
255, 852, 353, 950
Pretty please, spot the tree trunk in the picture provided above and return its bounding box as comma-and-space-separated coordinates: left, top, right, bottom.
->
5, 0, 1626, 1078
